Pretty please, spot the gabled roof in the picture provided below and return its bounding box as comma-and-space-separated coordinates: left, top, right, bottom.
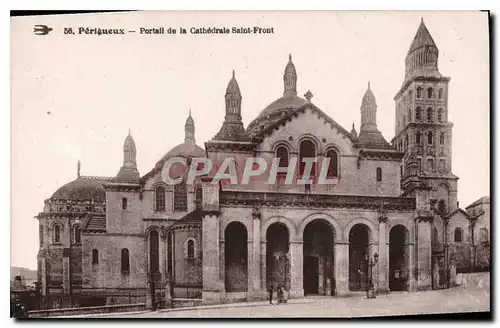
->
249, 102, 357, 144
466, 196, 490, 209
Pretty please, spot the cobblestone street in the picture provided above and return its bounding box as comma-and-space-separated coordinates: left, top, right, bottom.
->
96, 285, 489, 318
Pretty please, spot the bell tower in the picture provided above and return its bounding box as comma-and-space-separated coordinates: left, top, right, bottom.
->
393, 19, 458, 214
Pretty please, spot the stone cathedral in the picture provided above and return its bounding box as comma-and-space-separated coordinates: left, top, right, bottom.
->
36, 20, 490, 309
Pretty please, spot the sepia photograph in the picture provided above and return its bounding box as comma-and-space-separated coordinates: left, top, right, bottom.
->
9, 10, 490, 319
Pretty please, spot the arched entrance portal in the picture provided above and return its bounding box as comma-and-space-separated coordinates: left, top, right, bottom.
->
224, 222, 248, 292
266, 223, 290, 290
389, 225, 410, 291
349, 224, 370, 291
303, 220, 334, 295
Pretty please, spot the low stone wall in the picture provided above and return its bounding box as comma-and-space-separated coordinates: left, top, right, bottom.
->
456, 272, 490, 289
29, 303, 146, 318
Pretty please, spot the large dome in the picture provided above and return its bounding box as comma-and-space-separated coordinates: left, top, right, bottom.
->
247, 54, 308, 137
247, 95, 307, 137
51, 177, 109, 202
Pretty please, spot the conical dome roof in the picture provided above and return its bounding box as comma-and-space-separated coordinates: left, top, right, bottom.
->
123, 131, 136, 150
361, 83, 377, 109
408, 18, 437, 54
226, 70, 241, 95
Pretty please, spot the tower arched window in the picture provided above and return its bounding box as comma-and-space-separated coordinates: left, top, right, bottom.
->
427, 158, 435, 171
39, 225, 43, 247
454, 228, 463, 243
276, 145, 289, 168
438, 88, 443, 99
409, 108, 412, 122
405, 134, 409, 148
53, 224, 61, 244
438, 108, 443, 122
438, 199, 447, 214
428, 131, 434, 145
427, 107, 433, 122
122, 197, 127, 210
155, 186, 165, 212
376, 167, 382, 182
325, 148, 339, 177
73, 225, 81, 244
439, 132, 445, 145
299, 139, 316, 177
92, 249, 99, 265
174, 181, 188, 212
121, 248, 130, 273
416, 131, 422, 145
416, 107, 422, 121
427, 87, 433, 99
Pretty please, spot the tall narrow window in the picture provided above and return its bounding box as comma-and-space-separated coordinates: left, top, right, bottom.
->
174, 181, 188, 212
54, 224, 61, 243
428, 131, 434, 145
438, 200, 447, 214
416, 131, 422, 144
427, 158, 435, 171
438, 88, 443, 99
122, 197, 127, 210
427, 107, 433, 122
454, 228, 463, 242
187, 239, 195, 259
299, 139, 316, 177
416, 107, 422, 121
409, 90, 413, 100
417, 87, 422, 98
92, 249, 99, 265
39, 225, 43, 247
405, 134, 409, 148
149, 230, 159, 273
427, 87, 433, 99
325, 148, 339, 177
439, 132, 445, 145
276, 146, 289, 168
409, 108, 412, 122
195, 186, 202, 210
155, 186, 166, 212
376, 167, 382, 182
121, 248, 130, 273
438, 108, 443, 122
74, 225, 81, 244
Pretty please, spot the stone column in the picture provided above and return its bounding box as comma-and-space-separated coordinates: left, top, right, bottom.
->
219, 239, 225, 293
260, 241, 267, 291
250, 208, 262, 298
416, 216, 433, 290
160, 232, 167, 308
62, 247, 71, 307
377, 216, 389, 293
334, 242, 349, 296
407, 243, 416, 291
202, 213, 222, 303
289, 240, 304, 298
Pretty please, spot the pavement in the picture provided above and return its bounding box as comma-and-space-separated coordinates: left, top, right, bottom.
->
69, 284, 490, 318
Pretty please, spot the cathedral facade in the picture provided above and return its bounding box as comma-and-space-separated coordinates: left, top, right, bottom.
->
36, 20, 490, 309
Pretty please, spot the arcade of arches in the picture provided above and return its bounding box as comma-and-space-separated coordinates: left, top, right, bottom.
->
215, 217, 422, 300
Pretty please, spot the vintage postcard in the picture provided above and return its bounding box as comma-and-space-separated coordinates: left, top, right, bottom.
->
10, 11, 490, 319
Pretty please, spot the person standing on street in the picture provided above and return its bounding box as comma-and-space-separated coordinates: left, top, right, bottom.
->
268, 284, 274, 305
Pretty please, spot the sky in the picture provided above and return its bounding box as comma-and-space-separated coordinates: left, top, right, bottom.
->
11, 11, 489, 269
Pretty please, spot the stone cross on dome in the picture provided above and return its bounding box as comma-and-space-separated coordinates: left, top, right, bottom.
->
304, 90, 313, 102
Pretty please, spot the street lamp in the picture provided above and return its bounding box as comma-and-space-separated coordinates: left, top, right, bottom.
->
365, 253, 379, 299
